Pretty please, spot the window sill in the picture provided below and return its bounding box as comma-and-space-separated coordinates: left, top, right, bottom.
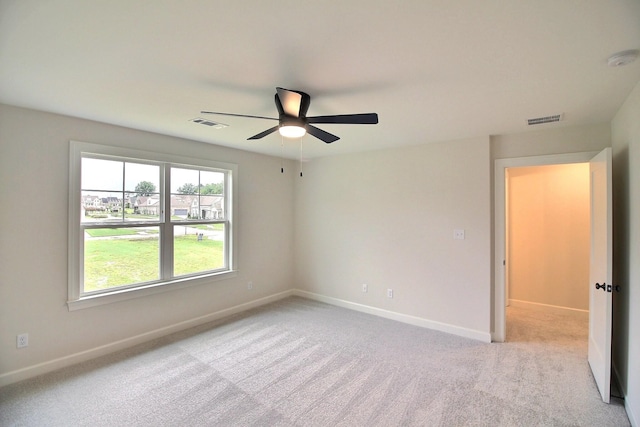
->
67, 270, 237, 311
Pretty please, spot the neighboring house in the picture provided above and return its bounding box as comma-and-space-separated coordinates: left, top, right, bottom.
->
81, 195, 107, 219
100, 196, 122, 213
171, 195, 195, 218
81, 195, 102, 210
84, 194, 222, 218
191, 195, 223, 219
133, 196, 160, 215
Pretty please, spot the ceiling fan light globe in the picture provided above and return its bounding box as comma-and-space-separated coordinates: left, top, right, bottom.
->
279, 125, 306, 138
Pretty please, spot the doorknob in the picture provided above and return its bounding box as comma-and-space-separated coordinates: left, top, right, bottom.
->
595, 283, 606, 291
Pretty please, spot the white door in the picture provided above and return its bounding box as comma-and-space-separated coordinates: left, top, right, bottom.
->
588, 147, 613, 403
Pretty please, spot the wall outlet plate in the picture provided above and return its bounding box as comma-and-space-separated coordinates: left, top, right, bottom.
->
17, 333, 28, 348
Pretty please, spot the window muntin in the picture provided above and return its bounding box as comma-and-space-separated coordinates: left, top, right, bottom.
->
70, 141, 236, 308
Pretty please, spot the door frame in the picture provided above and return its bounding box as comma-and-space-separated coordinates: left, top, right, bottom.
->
588, 147, 613, 403
493, 151, 599, 342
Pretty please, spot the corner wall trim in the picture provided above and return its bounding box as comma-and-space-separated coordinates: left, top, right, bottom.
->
293, 289, 492, 343
0, 290, 294, 388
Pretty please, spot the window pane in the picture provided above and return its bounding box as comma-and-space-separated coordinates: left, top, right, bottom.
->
200, 171, 225, 219
125, 162, 160, 222
173, 224, 225, 276
200, 171, 224, 195
170, 167, 225, 221
124, 162, 160, 193
81, 191, 124, 223
82, 158, 123, 191
171, 167, 199, 194
83, 227, 160, 292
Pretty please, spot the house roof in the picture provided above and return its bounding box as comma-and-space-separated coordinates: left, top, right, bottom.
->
1, 1, 639, 159
135, 196, 159, 207
199, 196, 223, 210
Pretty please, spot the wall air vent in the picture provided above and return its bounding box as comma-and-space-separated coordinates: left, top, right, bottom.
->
527, 114, 563, 126
189, 118, 228, 129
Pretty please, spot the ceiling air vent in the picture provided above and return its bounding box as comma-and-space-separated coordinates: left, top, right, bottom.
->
189, 118, 228, 129
527, 114, 563, 126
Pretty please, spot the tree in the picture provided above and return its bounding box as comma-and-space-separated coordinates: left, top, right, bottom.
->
177, 183, 198, 194
201, 182, 223, 195
135, 181, 156, 196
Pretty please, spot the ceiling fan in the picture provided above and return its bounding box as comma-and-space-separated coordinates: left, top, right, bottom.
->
201, 87, 378, 143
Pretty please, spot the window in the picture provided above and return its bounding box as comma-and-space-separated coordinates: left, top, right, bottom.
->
68, 141, 237, 310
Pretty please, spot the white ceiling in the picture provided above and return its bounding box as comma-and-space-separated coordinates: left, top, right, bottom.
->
1, 1, 639, 159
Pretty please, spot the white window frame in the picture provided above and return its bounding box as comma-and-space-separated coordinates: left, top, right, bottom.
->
68, 141, 237, 311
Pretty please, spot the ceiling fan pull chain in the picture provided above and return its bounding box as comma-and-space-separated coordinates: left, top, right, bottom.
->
299, 136, 304, 177
281, 135, 284, 173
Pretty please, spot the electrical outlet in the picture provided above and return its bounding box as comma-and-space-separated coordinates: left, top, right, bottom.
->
387, 289, 393, 298
453, 229, 465, 240
17, 333, 28, 349
247, 281, 253, 290
362, 283, 368, 293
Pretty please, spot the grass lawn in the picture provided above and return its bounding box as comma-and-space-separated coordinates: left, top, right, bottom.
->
86, 228, 144, 237
188, 224, 224, 231
84, 235, 223, 292
174, 236, 224, 276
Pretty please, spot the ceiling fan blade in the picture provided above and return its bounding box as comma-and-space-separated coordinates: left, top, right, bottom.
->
307, 125, 340, 143
276, 87, 303, 117
201, 111, 277, 121
307, 113, 379, 124
248, 126, 279, 140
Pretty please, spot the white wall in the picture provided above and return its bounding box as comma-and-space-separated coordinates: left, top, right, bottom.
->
492, 123, 612, 159
0, 104, 295, 383
507, 164, 590, 311
611, 80, 640, 426
294, 137, 492, 338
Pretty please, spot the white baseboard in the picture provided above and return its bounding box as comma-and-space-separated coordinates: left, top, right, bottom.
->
293, 289, 492, 343
508, 299, 588, 316
0, 290, 294, 388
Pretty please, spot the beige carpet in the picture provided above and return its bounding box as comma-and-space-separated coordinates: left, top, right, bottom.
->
0, 297, 630, 426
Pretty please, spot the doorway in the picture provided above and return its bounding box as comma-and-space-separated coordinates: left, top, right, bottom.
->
506, 163, 590, 314
505, 163, 590, 343
493, 151, 599, 342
